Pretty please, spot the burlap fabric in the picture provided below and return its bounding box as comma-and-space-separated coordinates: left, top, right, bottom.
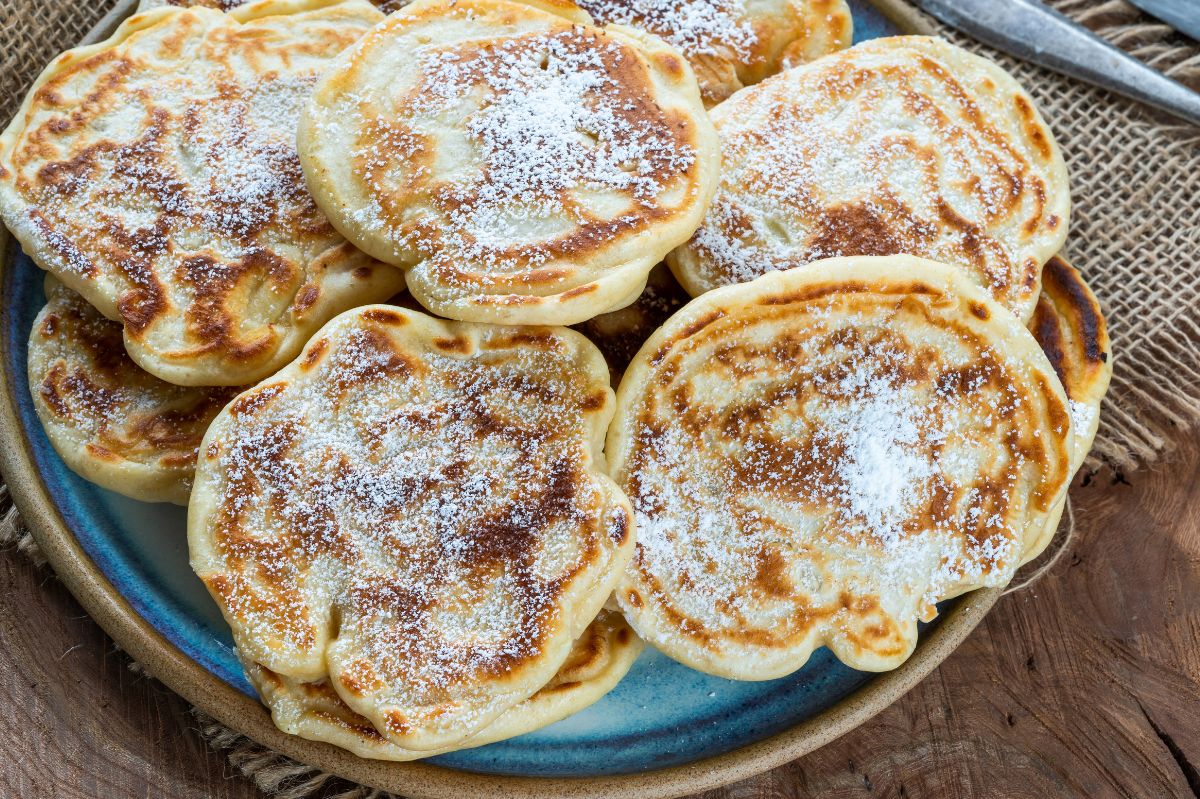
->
0, 1, 1197, 797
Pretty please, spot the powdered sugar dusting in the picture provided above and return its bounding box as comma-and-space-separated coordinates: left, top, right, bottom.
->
618, 290, 1070, 672
12, 15, 361, 271
824, 376, 937, 544
2, 5, 394, 379
680, 37, 1067, 319
185, 74, 316, 240
340, 25, 698, 279
194, 314, 626, 743
428, 37, 686, 260
577, 0, 756, 59
1069, 399, 1096, 437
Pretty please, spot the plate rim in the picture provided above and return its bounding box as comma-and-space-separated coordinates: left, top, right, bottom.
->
0, 2, 1007, 796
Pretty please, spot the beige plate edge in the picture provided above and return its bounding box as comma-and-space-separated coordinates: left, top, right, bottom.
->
0, 2, 1001, 797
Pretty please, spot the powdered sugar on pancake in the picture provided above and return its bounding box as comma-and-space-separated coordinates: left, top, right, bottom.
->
240, 608, 640, 760
574, 0, 854, 108
427, 37, 691, 267
629, 325, 1021, 624
190, 308, 632, 749
300, 0, 718, 324
0, 3, 403, 385
671, 36, 1069, 322
347, 28, 697, 277
577, 0, 756, 59
613, 261, 1074, 678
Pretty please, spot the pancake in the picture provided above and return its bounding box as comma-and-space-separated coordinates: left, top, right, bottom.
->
575, 0, 852, 106
243, 609, 642, 760
669, 36, 1070, 322
298, 0, 720, 326
189, 304, 635, 751
1022, 255, 1110, 560
572, 263, 689, 381
28, 277, 241, 504
1029, 255, 1111, 469
610, 255, 1074, 679
0, 0, 405, 387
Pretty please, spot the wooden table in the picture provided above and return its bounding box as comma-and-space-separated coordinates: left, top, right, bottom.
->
1, 432, 1197, 798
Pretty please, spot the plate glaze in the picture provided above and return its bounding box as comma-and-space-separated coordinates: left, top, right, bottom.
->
0, 3, 1005, 796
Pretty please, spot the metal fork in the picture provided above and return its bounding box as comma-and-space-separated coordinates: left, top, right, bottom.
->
911, 0, 1200, 126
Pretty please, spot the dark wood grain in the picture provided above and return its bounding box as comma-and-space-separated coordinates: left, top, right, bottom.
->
2, 436, 1197, 799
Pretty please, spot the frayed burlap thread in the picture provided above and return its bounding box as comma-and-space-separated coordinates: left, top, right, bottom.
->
1, 1, 1198, 798
193, 712, 398, 799
0, 485, 44, 566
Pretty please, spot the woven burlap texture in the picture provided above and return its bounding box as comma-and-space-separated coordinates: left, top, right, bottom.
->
0, 0, 1198, 797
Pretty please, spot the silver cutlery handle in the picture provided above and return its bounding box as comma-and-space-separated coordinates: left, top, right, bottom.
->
917, 0, 1200, 126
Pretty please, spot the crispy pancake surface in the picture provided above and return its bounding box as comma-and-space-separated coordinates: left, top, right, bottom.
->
28, 277, 242, 504
189, 305, 634, 750
575, 0, 851, 106
298, 0, 720, 326
1023, 255, 1111, 560
670, 36, 1070, 322
243, 609, 642, 760
0, 0, 404, 387
1028, 255, 1111, 469
611, 255, 1074, 679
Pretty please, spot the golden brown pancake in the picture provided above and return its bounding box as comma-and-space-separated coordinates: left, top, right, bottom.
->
298, 0, 720, 326
242, 610, 642, 760
1029, 255, 1111, 468
574, 0, 852, 106
189, 305, 634, 751
1021, 255, 1111, 560
670, 36, 1070, 322
28, 277, 241, 504
610, 255, 1074, 679
0, 0, 405, 387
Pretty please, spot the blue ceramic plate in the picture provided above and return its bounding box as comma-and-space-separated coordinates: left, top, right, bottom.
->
0, 3, 998, 796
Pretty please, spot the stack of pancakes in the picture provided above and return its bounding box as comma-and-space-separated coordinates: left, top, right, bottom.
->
2, 0, 1110, 760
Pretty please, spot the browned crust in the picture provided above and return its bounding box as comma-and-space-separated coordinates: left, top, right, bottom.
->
1, 3, 401, 384
192, 307, 630, 746
346, 19, 702, 279
676, 36, 1068, 321
1028, 255, 1109, 403
616, 264, 1071, 669
28, 281, 242, 497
